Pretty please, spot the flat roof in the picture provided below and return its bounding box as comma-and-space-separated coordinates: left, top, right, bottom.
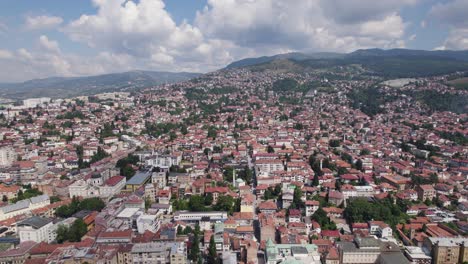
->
126, 171, 151, 185
117, 207, 140, 218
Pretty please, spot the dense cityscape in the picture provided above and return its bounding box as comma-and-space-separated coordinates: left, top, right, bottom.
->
0, 61, 465, 264
1, 0, 468, 263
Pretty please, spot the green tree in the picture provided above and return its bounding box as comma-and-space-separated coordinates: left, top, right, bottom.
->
208, 235, 219, 264
56, 225, 69, 243
214, 195, 235, 214
267, 145, 275, 153
177, 225, 183, 235
189, 195, 206, 212
290, 187, 304, 209
204, 193, 213, 205
360, 149, 371, 155
356, 159, 363, 171
312, 173, 319, 186
69, 219, 87, 242
189, 232, 200, 262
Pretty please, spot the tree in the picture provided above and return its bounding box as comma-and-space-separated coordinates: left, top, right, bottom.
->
214, 195, 235, 214
267, 145, 275, 153
189, 195, 206, 212
329, 140, 340, 148
50, 196, 61, 203
360, 149, 371, 156
430, 173, 439, 184
79, 197, 105, 211
311, 207, 336, 230
207, 127, 217, 139
264, 188, 274, 200
177, 225, 183, 235
208, 235, 219, 264
56, 225, 69, 243
122, 166, 136, 179
424, 198, 432, 206
312, 173, 319, 186
55, 197, 105, 218
356, 159, 363, 171
204, 193, 213, 205
180, 125, 188, 135
290, 187, 304, 210
189, 232, 201, 262
69, 219, 87, 242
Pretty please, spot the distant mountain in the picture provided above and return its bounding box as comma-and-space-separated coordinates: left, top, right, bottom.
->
348, 48, 468, 61
227, 48, 468, 78
0, 70, 200, 99
225, 52, 343, 69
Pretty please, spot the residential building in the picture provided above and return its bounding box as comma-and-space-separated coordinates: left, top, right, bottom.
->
423, 237, 468, 264
17, 216, 55, 243
417, 185, 436, 202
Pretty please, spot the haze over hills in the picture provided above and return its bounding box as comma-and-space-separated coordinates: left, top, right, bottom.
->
0, 70, 200, 100
227, 48, 468, 78
1, 48, 468, 100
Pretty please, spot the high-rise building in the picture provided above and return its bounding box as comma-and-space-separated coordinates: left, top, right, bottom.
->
0, 146, 16, 167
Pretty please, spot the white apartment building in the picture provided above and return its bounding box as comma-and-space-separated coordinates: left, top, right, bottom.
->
17, 216, 55, 243
305, 200, 320, 217
255, 159, 284, 175
0, 146, 16, 167
23, 97, 51, 108
0, 194, 50, 221
136, 214, 160, 234
173, 211, 228, 222
68, 175, 126, 199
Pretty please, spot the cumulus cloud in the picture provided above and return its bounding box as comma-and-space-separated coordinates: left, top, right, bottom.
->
0, 49, 13, 59
321, 0, 418, 24
24, 15, 63, 30
436, 29, 468, 50
430, 0, 468, 50
1, 0, 416, 82
195, 0, 408, 53
38, 35, 60, 53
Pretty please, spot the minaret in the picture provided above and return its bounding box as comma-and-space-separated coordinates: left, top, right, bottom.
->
233, 169, 236, 187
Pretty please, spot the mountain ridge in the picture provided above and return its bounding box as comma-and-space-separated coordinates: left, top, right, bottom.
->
226, 48, 468, 70
0, 70, 201, 99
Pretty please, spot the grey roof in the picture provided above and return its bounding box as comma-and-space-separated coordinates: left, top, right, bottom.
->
0, 200, 30, 214
132, 242, 177, 253
427, 237, 468, 247
380, 252, 411, 264
127, 171, 151, 185
291, 246, 308, 255
356, 237, 381, 248
17, 216, 53, 229
30, 194, 50, 204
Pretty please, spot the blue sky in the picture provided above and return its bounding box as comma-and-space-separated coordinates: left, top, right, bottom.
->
0, 0, 466, 82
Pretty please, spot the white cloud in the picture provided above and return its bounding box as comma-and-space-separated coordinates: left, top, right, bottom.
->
436, 28, 468, 50
430, 0, 468, 27
430, 0, 468, 50
1, 0, 416, 82
321, 0, 418, 24
0, 49, 13, 59
38, 35, 60, 53
25, 15, 63, 30
420, 20, 426, 28
195, 0, 408, 52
